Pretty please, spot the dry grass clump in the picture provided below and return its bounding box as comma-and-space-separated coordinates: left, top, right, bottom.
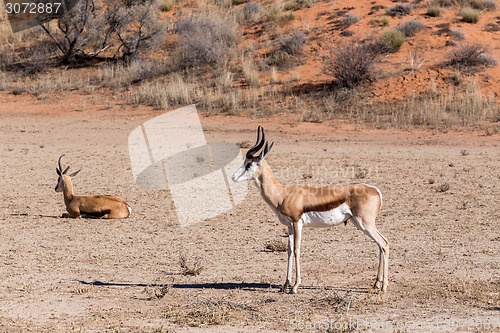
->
379, 29, 405, 52
446, 269, 500, 308
165, 299, 229, 327
283, 0, 312, 11
385, 84, 498, 128
96, 60, 168, 90
460, 7, 480, 23
179, 253, 204, 276
426, 5, 442, 16
397, 19, 426, 37
324, 41, 380, 88
446, 44, 497, 69
386, 3, 413, 17
159, 0, 175, 11
130, 74, 194, 109
242, 58, 260, 87
264, 239, 288, 252
175, 14, 239, 68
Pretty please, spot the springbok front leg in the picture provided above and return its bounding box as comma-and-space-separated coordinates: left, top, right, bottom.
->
282, 225, 294, 292
291, 220, 303, 294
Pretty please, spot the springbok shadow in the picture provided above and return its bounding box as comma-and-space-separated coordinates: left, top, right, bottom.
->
77, 280, 370, 294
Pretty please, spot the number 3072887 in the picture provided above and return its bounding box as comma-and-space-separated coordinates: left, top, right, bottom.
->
5, 2, 62, 14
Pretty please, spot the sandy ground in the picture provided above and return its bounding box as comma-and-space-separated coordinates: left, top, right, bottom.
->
0, 94, 499, 332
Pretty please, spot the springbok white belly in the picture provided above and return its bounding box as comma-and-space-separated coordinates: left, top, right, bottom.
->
275, 203, 352, 228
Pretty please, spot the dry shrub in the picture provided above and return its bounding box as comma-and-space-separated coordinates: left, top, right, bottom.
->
264, 239, 287, 252
278, 31, 307, 55
386, 3, 413, 17
179, 253, 204, 276
449, 28, 465, 40
483, 0, 498, 10
324, 41, 380, 88
241, 2, 262, 21
175, 14, 239, 68
341, 13, 360, 27
460, 7, 480, 23
446, 44, 497, 69
397, 19, 426, 37
379, 29, 405, 53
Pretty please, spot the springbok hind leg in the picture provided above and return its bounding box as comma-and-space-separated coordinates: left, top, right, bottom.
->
351, 216, 389, 292
364, 225, 389, 292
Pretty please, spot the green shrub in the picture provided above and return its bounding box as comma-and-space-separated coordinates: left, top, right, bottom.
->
379, 29, 405, 52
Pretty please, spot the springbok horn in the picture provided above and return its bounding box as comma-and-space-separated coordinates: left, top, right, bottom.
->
58, 154, 65, 172
246, 126, 265, 159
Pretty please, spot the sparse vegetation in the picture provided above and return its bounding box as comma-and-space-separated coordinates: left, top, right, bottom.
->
460, 7, 480, 23
379, 28, 405, 52
397, 19, 426, 37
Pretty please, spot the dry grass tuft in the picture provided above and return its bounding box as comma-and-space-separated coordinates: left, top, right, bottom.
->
264, 239, 288, 252
460, 7, 480, 23
379, 29, 405, 53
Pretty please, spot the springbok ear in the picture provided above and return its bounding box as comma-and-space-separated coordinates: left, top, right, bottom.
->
266, 141, 274, 155
56, 168, 61, 176
69, 169, 82, 178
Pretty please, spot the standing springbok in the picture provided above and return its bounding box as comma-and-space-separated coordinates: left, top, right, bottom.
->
232, 127, 389, 293
55, 155, 131, 219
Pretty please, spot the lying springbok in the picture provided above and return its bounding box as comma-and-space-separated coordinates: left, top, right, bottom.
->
55, 155, 131, 219
232, 127, 389, 293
